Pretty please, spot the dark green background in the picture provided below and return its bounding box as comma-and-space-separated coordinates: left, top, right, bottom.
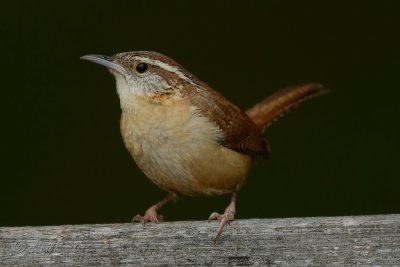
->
1, 1, 399, 226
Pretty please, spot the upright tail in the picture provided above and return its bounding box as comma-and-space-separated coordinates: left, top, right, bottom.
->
246, 83, 328, 131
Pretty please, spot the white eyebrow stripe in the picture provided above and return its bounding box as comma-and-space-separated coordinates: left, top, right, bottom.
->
134, 56, 194, 84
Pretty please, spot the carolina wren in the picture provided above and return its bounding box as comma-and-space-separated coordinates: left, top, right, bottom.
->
81, 51, 327, 243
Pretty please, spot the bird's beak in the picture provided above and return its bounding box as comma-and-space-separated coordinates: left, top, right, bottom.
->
80, 54, 129, 76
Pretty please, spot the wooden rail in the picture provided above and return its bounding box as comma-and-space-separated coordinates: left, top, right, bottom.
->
1, 215, 399, 266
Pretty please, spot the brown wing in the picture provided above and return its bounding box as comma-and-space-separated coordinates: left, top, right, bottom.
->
188, 85, 269, 158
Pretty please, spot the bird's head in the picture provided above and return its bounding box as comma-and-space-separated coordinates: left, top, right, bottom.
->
81, 51, 198, 108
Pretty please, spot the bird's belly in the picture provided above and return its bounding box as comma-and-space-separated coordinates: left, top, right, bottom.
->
134, 139, 252, 196
120, 99, 253, 196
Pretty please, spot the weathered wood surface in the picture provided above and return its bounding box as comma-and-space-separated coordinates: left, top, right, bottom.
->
1, 215, 399, 266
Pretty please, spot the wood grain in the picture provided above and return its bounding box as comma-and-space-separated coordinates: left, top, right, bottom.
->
1, 215, 400, 266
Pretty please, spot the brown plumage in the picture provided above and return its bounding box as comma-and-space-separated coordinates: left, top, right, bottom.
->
188, 88, 269, 158
185, 82, 327, 158
246, 83, 328, 130
81, 51, 328, 244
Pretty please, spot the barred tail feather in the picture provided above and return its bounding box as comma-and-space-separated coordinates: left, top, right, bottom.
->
246, 83, 328, 131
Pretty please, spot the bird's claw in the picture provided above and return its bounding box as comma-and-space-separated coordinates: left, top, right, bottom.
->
208, 212, 220, 222
132, 209, 163, 225
208, 207, 235, 244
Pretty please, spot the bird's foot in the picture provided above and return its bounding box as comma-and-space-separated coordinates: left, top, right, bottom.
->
208, 201, 236, 244
132, 206, 164, 225
131, 194, 176, 225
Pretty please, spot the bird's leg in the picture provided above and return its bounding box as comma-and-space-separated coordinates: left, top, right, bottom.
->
132, 193, 176, 224
208, 189, 237, 244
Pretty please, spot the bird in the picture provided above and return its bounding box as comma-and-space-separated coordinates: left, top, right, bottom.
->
81, 51, 327, 243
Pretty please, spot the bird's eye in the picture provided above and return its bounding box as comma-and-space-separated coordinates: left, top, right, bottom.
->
136, 63, 148, 73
